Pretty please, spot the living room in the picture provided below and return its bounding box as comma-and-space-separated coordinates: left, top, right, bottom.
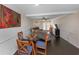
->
0, 4, 79, 55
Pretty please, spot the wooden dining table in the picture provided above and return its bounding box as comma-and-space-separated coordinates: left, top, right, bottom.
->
25, 31, 49, 54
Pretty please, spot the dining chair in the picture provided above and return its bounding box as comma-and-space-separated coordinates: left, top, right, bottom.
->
18, 31, 29, 41
26, 34, 37, 54
36, 34, 48, 55
16, 39, 35, 55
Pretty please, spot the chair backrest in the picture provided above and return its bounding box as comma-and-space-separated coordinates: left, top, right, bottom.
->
16, 39, 36, 54
44, 34, 48, 40
18, 32, 23, 40
16, 39, 29, 49
44, 34, 48, 45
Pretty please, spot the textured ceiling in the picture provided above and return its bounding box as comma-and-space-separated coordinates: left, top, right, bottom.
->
16, 4, 79, 14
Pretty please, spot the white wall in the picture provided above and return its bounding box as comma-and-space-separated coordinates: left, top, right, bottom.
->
50, 12, 79, 48
0, 4, 32, 55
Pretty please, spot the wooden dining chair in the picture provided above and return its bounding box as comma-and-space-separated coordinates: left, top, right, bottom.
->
26, 34, 37, 54
36, 34, 48, 55
16, 39, 35, 55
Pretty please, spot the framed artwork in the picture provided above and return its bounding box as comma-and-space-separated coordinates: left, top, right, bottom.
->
0, 4, 21, 28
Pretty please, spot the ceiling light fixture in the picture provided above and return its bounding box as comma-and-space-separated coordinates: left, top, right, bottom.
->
35, 4, 39, 6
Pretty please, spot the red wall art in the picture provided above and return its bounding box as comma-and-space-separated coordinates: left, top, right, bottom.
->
0, 5, 21, 28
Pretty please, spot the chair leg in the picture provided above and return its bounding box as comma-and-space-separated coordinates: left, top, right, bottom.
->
32, 50, 33, 55
45, 48, 47, 55
45, 50, 46, 55
17, 50, 19, 55
36, 47, 37, 55
33, 49, 36, 55
32, 47, 36, 55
